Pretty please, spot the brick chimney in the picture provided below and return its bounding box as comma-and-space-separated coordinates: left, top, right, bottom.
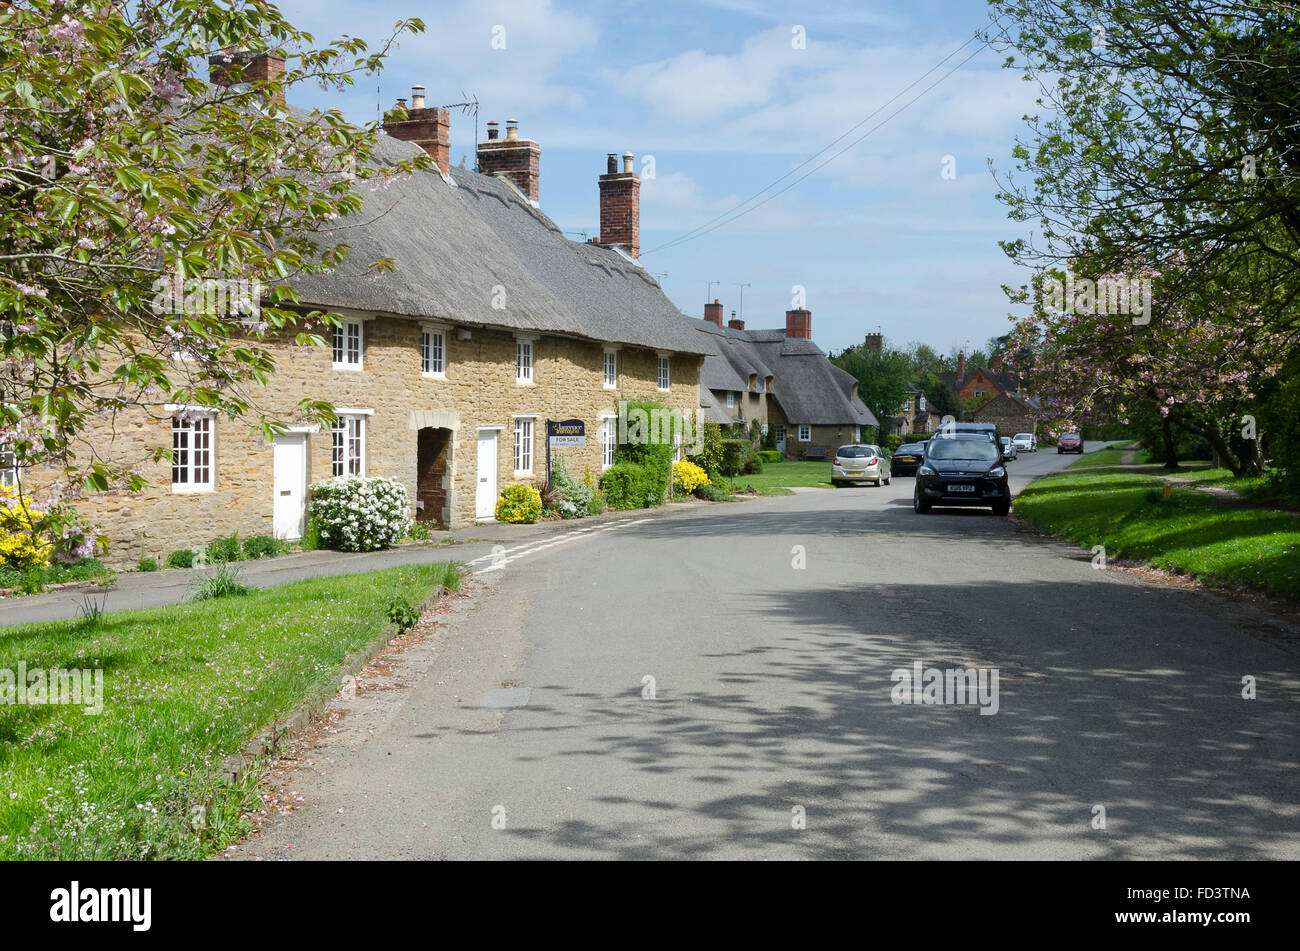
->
596, 151, 640, 259
785, 308, 812, 340
864, 332, 883, 352
704, 299, 723, 327
209, 50, 286, 103
728, 311, 745, 331
990, 354, 1004, 372
477, 118, 541, 201
383, 85, 451, 173
957, 350, 967, 380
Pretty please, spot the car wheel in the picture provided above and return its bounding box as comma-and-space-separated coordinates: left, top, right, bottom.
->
831, 479, 840, 487
992, 500, 1011, 516
874, 476, 882, 487
914, 494, 930, 514
884, 475, 891, 485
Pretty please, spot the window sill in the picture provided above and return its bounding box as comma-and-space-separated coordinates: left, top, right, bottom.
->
422, 371, 447, 380
171, 485, 215, 495
332, 363, 363, 372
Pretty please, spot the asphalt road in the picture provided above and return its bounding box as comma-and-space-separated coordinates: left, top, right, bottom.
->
232, 443, 1300, 859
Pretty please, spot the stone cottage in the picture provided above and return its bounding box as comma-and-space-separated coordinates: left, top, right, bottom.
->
693, 302, 877, 458
53, 75, 707, 562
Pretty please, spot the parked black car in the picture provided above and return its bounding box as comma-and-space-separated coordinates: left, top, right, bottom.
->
890, 442, 926, 476
914, 433, 1011, 516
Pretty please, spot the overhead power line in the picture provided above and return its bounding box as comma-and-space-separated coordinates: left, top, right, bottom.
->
642, 28, 995, 257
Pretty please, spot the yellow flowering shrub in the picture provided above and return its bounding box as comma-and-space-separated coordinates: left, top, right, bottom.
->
0, 485, 52, 570
672, 460, 710, 494
496, 484, 543, 524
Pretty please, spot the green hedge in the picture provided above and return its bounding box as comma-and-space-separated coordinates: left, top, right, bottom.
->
600, 462, 664, 510
757, 450, 782, 463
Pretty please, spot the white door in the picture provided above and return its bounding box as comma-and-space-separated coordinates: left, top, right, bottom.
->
273, 434, 308, 539
476, 430, 498, 519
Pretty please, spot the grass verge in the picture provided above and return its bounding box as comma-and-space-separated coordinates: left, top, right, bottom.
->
1014, 470, 1300, 598
0, 561, 462, 859
733, 459, 835, 492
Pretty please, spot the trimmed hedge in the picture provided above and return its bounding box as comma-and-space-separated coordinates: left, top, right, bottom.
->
600, 462, 663, 510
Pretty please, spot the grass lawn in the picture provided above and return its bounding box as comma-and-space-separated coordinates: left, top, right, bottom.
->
0, 561, 461, 859
1014, 470, 1300, 598
1065, 442, 1135, 469
731, 459, 835, 492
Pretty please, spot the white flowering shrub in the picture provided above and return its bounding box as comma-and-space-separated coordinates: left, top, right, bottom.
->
308, 477, 411, 552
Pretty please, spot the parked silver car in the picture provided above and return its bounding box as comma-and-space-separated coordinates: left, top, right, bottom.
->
1011, 432, 1037, 452
831, 444, 891, 487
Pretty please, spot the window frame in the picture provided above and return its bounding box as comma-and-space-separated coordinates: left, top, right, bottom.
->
513, 416, 534, 474
421, 326, 447, 377
726, 391, 735, 409
798, 424, 812, 442
331, 414, 367, 477
657, 355, 670, 392
1, 448, 19, 491
603, 349, 618, 389
332, 319, 364, 370
600, 416, 617, 470
171, 411, 216, 493
516, 337, 534, 384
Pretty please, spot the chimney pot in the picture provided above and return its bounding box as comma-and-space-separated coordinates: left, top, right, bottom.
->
209, 50, 286, 104
597, 148, 641, 258
383, 94, 452, 173
785, 308, 812, 340
606, 153, 618, 174
477, 119, 541, 200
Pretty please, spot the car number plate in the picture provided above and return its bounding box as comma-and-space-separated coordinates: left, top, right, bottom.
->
950, 484, 975, 493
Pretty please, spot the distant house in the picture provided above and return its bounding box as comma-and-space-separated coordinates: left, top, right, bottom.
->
892, 388, 944, 436
938, 351, 1026, 407
972, 391, 1041, 437
693, 303, 877, 457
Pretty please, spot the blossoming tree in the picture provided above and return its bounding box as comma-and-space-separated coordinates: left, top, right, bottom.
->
0, 0, 428, 515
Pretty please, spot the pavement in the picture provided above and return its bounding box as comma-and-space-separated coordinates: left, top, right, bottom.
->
220, 442, 1300, 860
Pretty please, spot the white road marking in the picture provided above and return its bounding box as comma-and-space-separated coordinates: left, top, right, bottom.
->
468, 518, 652, 573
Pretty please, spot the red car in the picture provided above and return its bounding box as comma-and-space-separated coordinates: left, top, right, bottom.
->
1057, 432, 1084, 454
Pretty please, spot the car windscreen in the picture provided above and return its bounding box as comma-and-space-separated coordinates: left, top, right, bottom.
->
927, 438, 1000, 462
895, 444, 922, 453
1014, 434, 1031, 440
836, 446, 875, 457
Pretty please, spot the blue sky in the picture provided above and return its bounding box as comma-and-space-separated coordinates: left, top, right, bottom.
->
276, 0, 1039, 356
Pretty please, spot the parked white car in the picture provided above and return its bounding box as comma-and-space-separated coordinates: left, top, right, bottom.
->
1012, 433, 1037, 452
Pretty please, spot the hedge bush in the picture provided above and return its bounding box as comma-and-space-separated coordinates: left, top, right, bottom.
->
672, 460, 710, 494
600, 462, 662, 510
549, 461, 595, 518
614, 398, 674, 504
496, 483, 543, 523
0, 485, 51, 570
309, 477, 412, 551
757, 450, 782, 463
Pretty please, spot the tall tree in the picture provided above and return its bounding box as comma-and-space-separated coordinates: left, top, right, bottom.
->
832, 342, 915, 435
0, 0, 428, 497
